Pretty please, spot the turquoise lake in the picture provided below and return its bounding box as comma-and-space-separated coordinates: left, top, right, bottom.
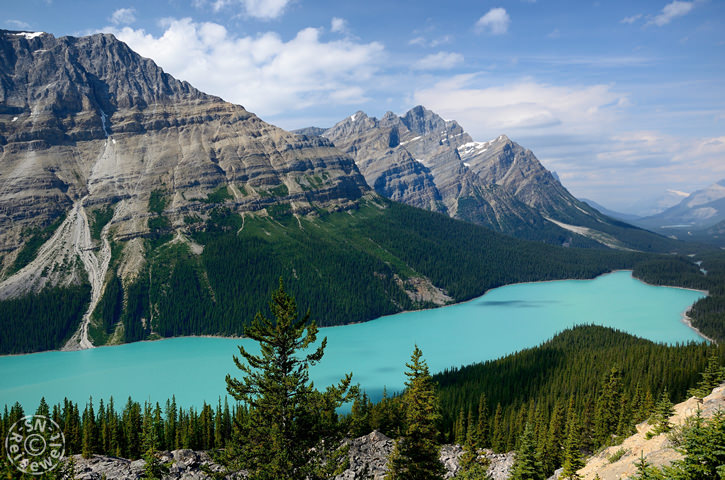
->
0, 271, 706, 411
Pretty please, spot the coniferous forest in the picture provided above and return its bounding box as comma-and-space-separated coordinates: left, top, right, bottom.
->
1, 324, 723, 479
4, 198, 725, 354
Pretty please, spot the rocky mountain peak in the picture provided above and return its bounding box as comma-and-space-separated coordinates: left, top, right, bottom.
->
401, 105, 449, 136
0, 29, 370, 315
0, 29, 211, 118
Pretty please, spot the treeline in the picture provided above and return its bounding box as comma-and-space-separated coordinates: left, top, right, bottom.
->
633, 249, 725, 342
0, 284, 90, 354
0, 396, 235, 462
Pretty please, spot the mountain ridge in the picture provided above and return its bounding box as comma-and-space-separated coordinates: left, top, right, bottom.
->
315, 106, 683, 252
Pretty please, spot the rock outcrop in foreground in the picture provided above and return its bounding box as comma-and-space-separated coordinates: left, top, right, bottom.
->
69, 431, 515, 480
575, 382, 725, 480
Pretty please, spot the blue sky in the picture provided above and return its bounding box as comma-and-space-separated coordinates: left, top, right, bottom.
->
4, 0, 725, 213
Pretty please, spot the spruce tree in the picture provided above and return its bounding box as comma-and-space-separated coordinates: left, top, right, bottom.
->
594, 366, 623, 446
560, 402, 584, 480
630, 452, 664, 479
385, 345, 445, 480
475, 393, 490, 449
665, 408, 725, 479
649, 388, 675, 436
689, 350, 725, 399
224, 279, 354, 480
491, 403, 505, 452
509, 421, 543, 480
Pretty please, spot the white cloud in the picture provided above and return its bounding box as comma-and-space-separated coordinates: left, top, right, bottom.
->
4, 19, 32, 30
413, 52, 464, 70
331, 17, 348, 34
413, 75, 624, 138
567, 131, 725, 209
621, 14, 643, 24
110, 8, 136, 26
111, 18, 383, 116
475, 8, 510, 35
547, 29, 560, 39
195, 0, 292, 20
409, 35, 453, 48
647, 1, 695, 27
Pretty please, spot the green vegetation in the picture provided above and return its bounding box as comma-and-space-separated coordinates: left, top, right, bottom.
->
629, 409, 725, 479
429, 325, 725, 478
9, 213, 66, 275
222, 280, 353, 479
148, 189, 168, 214
0, 284, 90, 354
385, 346, 445, 480
608, 448, 627, 464
265, 183, 289, 197
633, 250, 725, 342
89, 205, 114, 241
202, 185, 233, 204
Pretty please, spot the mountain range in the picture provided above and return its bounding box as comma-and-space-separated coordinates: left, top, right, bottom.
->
638, 179, 725, 230
0, 29, 687, 354
301, 108, 680, 252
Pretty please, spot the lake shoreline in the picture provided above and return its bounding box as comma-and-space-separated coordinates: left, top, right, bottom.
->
1, 269, 710, 358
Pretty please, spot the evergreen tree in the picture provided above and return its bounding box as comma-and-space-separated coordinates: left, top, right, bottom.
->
224, 279, 354, 480
664, 408, 725, 479
594, 366, 623, 446
385, 345, 445, 480
688, 350, 725, 399
509, 421, 542, 480
630, 452, 664, 480
81, 398, 97, 459
474, 393, 490, 449
455, 408, 467, 445
560, 400, 583, 480
491, 403, 505, 453
649, 389, 674, 436
539, 398, 565, 475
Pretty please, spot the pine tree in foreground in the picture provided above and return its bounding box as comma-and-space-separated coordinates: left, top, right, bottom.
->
223, 279, 354, 480
560, 399, 584, 480
648, 388, 674, 437
386, 346, 446, 480
509, 421, 543, 480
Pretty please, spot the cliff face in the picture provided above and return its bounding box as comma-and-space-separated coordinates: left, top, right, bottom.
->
0, 30, 372, 349
321, 106, 681, 251
0, 30, 368, 283
0, 30, 368, 255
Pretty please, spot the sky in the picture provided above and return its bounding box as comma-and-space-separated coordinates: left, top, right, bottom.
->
4, 0, 725, 214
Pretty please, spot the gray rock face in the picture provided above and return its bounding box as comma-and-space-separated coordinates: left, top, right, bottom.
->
333, 430, 514, 480
71, 449, 238, 480
323, 106, 599, 239
0, 29, 368, 282
67, 434, 515, 480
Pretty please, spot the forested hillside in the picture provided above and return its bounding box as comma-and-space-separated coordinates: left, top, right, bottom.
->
1, 198, 653, 354
633, 250, 725, 342
431, 325, 725, 477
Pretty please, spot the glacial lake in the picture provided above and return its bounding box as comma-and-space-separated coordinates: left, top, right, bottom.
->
0, 271, 706, 411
